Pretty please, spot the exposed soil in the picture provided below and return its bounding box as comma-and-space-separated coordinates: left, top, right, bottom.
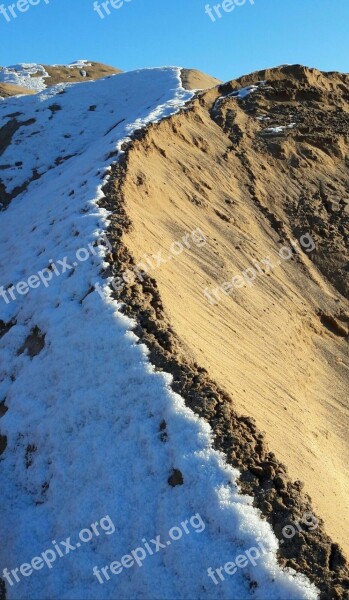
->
42, 62, 122, 87
0, 116, 42, 209
180, 68, 221, 90
17, 326, 46, 358
0, 83, 36, 98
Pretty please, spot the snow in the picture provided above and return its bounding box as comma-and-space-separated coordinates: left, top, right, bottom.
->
0, 61, 92, 93
230, 80, 267, 99
0, 68, 318, 599
0, 63, 49, 92
261, 123, 297, 135
65, 60, 92, 69
51, 60, 93, 70
212, 81, 266, 114
230, 83, 262, 99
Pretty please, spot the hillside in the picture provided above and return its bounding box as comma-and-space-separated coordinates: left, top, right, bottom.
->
0, 63, 348, 600
0, 62, 220, 97
118, 65, 349, 559
0, 61, 122, 95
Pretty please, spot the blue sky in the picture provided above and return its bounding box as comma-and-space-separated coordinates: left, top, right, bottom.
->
0, 0, 348, 81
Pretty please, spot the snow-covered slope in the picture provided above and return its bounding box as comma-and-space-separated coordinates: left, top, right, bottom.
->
0, 68, 318, 599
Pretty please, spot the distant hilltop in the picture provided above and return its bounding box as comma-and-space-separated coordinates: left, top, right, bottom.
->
0, 61, 221, 98
0, 61, 122, 95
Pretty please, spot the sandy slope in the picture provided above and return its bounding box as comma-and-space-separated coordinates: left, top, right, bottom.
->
0, 83, 36, 98
42, 61, 122, 86
181, 69, 221, 90
118, 66, 349, 559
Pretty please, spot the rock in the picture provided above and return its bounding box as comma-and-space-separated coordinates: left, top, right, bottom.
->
328, 201, 341, 212
262, 479, 275, 492
0, 434, 7, 455
267, 141, 287, 159
240, 416, 257, 429
329, 543, 347, 571
290, 155, 301, 168
249, 465, 264, 478
283, 496, 296, 508
242, 470, 259, 484
17, 326, 45, 358
294, 480, 305, 491
260, 500, 273, 513
159, 420, 168, 443
168, 469, 184, 487
274, 475, 287, 490
263, 465, 276, 479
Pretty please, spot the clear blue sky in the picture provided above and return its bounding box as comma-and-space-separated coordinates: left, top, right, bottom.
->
0, 0, 348, 81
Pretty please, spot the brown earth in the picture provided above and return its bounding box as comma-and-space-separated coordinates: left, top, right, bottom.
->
42, 61, 122, 86
0, 62, 122, 97
181, 68, 221, 90
0, 83, 36, 98
96, 65, 349, 597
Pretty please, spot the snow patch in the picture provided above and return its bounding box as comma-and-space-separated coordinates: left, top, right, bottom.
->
66, 60, 92, 69
0, 63, 49, 92
261, 123, 297, 135
212, 80, 266, 114
230, 82, 263, 99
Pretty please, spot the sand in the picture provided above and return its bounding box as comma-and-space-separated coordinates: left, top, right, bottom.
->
42, 62, 122, 86
180, 68, 221, 90
0, 83, 36, 98
116, 66, 349, 561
